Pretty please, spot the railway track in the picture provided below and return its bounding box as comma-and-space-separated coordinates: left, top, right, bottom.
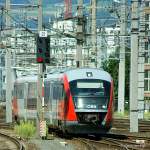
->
0, 123, 14, 129
73, 138, 98, 150
71, 133, 150, 150
112, 118, 150, 132
73, 137, 135, 150
101, 133, 150, 150
0, 122, 24, 150
0, 131, 24, 150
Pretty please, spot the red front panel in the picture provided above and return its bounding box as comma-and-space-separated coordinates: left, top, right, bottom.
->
105, 80, 114, 125
58, 75, 77, 121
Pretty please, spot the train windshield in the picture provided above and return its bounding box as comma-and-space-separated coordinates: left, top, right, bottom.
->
69, 79, 111, 109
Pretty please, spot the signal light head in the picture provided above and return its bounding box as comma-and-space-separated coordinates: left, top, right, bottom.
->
36, 35, 50, 64
37, 57, 44, 63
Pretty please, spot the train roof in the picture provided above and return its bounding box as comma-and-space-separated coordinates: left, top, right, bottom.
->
15, 72, 63, 84
64, 68, 112, 82
46, 68, 112, 82
15, 68, 112, 84
15, 75, 37, 83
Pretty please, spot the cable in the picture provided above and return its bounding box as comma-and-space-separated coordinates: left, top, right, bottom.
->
2, 7, 35, 34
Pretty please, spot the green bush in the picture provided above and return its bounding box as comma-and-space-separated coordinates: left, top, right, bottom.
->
144, 112, 150, 120
114, 111, 129, 118
14, 120, 36, 140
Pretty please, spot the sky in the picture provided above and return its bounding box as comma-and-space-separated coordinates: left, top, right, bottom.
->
0, 0, 131, 29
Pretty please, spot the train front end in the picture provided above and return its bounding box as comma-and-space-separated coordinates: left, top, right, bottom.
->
63, 68, 113, 134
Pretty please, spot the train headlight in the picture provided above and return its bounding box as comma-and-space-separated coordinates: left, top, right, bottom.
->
102, 105, 107, 109
78, 98, 84, 108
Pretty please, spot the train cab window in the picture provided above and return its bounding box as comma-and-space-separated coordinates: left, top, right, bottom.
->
69, 79, 111, 109
70, 79, 107, 96
77, 82, 104, 95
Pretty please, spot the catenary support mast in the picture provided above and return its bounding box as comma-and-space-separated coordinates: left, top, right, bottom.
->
130, 0, 139, 132
91, 0, 97, 67
37, 0, 44, 137
118, 0, 127, 114
138, 0, 145, 119
76, 0, 83, 67
5, 0, 12, 123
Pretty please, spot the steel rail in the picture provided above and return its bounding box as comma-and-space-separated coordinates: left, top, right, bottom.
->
73, 137, 129, 150
73, 138, 97, 150
0, 131, 25, 150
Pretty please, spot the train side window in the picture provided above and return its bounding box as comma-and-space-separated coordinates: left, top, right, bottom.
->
53, 86, 58, 100
56, 86, 59, 99
51, 82, 65, 100
27, 83, 37, 109
14, 85, 17, 97
44, 81, 50, 105
58, 84, 62, 100
61, 84, 67, 101
16, 84, 24, 99
49, 83, 53, 101
28, 83, 37, 98
60, 84, 64, 100
61, 84, 66, 100
57, 85, 60, 99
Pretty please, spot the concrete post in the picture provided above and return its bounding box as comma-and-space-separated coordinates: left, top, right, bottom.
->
5, 0, 12, 123
130, 0, 139, 132
91, 0, 97, 67
76, 0, 83, 67
118, 0, 127, 114
138, 1, 145, 119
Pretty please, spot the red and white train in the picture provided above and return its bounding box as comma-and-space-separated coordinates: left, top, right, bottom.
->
12, 68, 114, 134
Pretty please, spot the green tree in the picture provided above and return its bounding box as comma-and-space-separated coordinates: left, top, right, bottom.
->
102, 53, 119, 99
102, 48, 130, 111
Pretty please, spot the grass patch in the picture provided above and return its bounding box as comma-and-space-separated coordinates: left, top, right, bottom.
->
14, 120, 36, 140
144, 112, 150, 120
114, 111, 129, 118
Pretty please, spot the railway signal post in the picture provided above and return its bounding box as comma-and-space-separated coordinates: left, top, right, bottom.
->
36, 31, 49, 138
37, 0, 47, 138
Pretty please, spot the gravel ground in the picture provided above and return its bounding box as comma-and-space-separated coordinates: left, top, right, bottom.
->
30, 137, 75, 150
